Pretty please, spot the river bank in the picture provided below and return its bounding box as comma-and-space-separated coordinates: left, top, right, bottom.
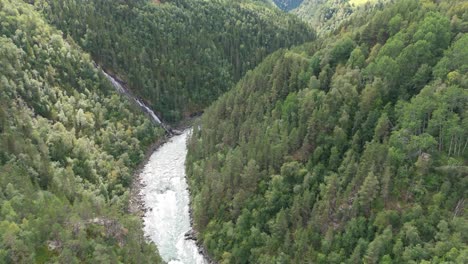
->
139, 131, 203, 263
103, 67, 212, 263
129, 122, 215, 264
128, 116, 197, 217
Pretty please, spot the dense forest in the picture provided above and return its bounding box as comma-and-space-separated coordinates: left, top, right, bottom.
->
273, 0, 305, 11
0, 0, 165, 262
187, 0, 467, 263
1, 0, 467, 263
294, 0, 386, 34
36, 0, 314, 122
0, 0, 316, 262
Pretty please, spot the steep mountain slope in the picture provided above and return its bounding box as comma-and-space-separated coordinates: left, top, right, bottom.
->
37, 0, 314, 122
0, 0, 163, 262
273, 0, 304, 11
187, 0, 467, 263
293, 0, 383, 34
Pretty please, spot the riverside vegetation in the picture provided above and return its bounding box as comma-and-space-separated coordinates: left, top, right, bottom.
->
0, 0, 164, 262
0, 0, 313, 262
0, 0, 466, 263
187, 0, 467, 263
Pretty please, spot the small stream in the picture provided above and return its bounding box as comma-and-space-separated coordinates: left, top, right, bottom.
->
139, 131, 207, 264
101, 70, 171, 134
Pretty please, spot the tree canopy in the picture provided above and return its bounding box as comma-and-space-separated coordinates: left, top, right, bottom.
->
187, 1, 467, 262
0, 0, 163, 262
38, 0, 314, 122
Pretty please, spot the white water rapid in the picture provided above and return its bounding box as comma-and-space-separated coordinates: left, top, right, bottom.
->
140, 130, 207, 264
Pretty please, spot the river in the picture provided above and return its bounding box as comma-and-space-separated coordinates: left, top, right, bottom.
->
102, 70, 203, 263
139, 130, 207, 264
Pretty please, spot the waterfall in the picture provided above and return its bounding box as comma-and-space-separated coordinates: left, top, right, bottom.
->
101, 70, 172, 134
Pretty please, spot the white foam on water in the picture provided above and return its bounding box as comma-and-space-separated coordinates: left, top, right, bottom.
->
140, 131, 206, 264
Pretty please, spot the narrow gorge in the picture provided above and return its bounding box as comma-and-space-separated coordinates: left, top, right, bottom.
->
104, 73, 205, 263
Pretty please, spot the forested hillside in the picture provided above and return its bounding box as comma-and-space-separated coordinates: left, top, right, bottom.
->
273, 0, 304, 11
187, 0, 468, 263
36, 0, 314, 122
0, 0, 163, 262
293, 0, 384, 34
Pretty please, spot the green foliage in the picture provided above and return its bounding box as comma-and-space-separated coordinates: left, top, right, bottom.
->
187, 0, 468, 263
38, 0, 314, 122
293, 0, 385, 35
0, 0, 163, 262
273, 0, 304, 11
